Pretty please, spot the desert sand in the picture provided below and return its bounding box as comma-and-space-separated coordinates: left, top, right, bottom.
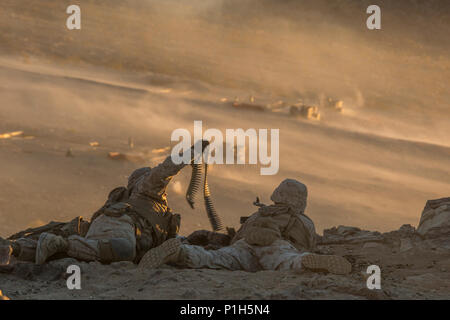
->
1, 218, 449, 300
0, 0, 449, 300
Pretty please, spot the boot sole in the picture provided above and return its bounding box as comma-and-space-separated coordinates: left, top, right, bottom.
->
302, 254, 351, 275
138, 238, 181, 269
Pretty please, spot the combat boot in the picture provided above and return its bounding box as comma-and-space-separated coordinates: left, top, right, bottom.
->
301, 253, 352, 275
35, 232, 69, 265
0, 245, 13, 265
138, 238, 182, 269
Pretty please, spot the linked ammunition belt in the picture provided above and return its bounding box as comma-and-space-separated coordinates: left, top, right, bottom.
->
186, 162, 223, 231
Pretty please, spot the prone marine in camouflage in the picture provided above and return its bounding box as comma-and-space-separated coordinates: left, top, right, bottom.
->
0, 140, 209, 265
0, 216, 90, 264
139, 179, 352, 275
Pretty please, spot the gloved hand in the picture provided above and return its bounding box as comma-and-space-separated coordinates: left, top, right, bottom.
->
191, 139, 210, 152
201, 139, 210, 152
189, 139, 210, 163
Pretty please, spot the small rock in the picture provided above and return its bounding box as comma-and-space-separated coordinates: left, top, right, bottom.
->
0, 289, 10, 300
418, 198, 450, 236
356, 288, 390, 300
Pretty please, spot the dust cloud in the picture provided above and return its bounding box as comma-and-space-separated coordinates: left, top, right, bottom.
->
0, 0, 449, 237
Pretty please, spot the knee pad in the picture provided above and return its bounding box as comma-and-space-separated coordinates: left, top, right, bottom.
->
14, 238, 38, 262
98, 238, 136, 263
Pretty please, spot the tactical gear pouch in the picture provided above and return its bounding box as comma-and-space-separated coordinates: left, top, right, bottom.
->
243, 215, 282, 246
98, 238, 135, 264
90, 187, 129, 222
98, 239, 115, 264
282, 216, 316, 251
244, 226, 280, 246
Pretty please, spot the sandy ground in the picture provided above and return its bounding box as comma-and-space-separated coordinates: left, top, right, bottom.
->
1, 222, 449, 300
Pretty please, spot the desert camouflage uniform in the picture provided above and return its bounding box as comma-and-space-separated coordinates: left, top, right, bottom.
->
3, 142, 210, 265
177, 238, 312, 272
172, 179, 317, 272
1, 216, 90, 263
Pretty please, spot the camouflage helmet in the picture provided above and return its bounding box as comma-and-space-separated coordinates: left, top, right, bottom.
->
270, 179, 308, 213
127, 167, 151, 190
